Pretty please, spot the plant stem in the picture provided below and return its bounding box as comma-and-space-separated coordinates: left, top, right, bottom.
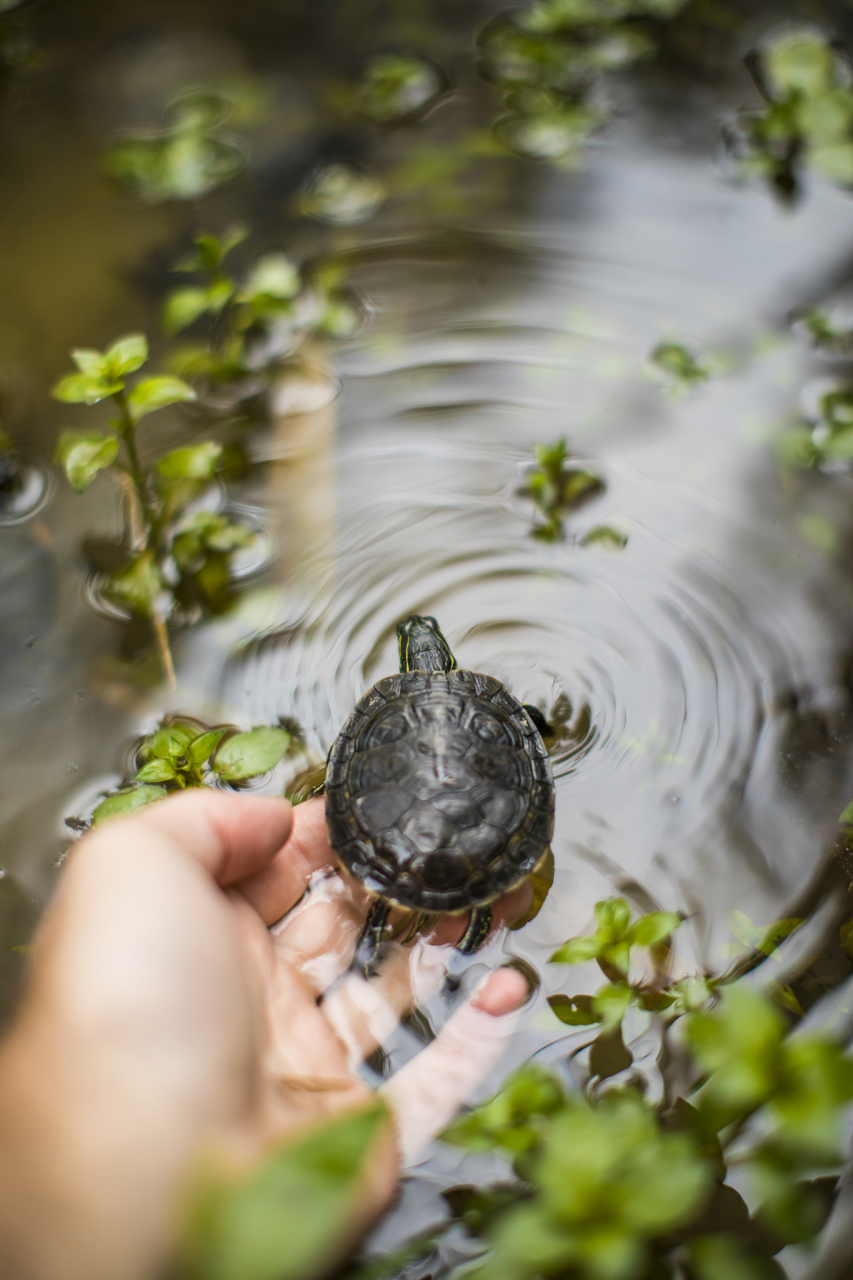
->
112, 389, 176, 688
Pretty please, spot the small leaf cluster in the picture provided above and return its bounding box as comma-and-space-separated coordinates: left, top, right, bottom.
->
164, 229, 360, 391
440, 907, 853, 1280
52, 333, 255, 653
777, 383, 853, 471
478, 0, 687, 165
103, 88, 245, 203
518, 438, 605, 542
647, 341, 710, 394
731, 29, 853, 203
88, 717, 293, 826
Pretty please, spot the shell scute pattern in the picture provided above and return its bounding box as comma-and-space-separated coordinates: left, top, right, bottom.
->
326, 667, 556, 913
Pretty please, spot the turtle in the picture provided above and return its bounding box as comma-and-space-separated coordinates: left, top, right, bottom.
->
323, 614, 556, 966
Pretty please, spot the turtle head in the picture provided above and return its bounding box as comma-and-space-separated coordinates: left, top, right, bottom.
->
397, 615, 457, 674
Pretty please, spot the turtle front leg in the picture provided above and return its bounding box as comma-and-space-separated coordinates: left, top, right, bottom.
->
354, 898, 392, 975
455, 905, 492, 954
522, 704, 554, 738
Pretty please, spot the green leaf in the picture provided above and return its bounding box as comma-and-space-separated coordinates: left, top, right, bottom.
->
765, 32, 835, 97
187, 729, 226, 768
148, 727, 193, 759
158, 442, 223, 481
104, 551, 164, 617
164, 287, 216, 335
593, 981, 636, 1029
52, 372, 123, 404
180, 1101, 389, 1280
91, 785, 167, 825
594, 897, 633, 942
212, 727, 291, 781
70, 348, 104, 373
549, 934, 601, 965
547, 994, 600, 1026
441, 1064, 565, 1155
628, 910, 682, 948
54, 431, 119, 491
135, 759, 178, 783
240, 253, 300, 302
104, 333, 148, 377
127, 376, 196, 421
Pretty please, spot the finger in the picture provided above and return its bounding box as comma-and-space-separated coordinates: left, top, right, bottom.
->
271, 873, 367, 995
102, 789, 294, 887
381, 966, 529, 1165
237, 798, 340, 926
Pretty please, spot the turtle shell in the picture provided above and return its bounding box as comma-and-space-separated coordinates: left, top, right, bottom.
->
325, 669, 555, 913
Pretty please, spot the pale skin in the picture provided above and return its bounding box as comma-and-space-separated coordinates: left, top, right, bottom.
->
0, 790, 532, 1280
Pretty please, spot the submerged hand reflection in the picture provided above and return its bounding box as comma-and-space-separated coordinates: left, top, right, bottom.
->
0, 790, 531, 1280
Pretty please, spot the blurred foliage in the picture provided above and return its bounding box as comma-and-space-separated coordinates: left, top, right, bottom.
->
52, 332, 255, 680
165, 228, 360, 394
730, 28, 853, 203
179, 1102, 390, 1280
300, 162, 386, 225
78, 714, 295, 827
518, 437, 606, 541
477, 0, 689, 166
438, 902, 853, 1280
103, 88, 245, 203
347, 54, 447, 128
648, 341, 711, 393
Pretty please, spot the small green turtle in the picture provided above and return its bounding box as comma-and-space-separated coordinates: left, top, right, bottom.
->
324, 615, 556, 966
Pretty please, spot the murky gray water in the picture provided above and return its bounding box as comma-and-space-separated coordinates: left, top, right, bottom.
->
4, 0, 853, 1270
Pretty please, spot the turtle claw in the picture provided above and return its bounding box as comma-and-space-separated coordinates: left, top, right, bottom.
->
455, 905, 492, 955
353, 899, 392, 977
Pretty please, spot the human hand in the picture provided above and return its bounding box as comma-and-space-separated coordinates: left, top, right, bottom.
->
0, 790, 532, 1280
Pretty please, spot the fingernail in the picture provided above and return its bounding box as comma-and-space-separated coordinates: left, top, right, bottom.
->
498, 957, 540, 1005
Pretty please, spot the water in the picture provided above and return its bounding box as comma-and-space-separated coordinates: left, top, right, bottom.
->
4, 0, 853, 1271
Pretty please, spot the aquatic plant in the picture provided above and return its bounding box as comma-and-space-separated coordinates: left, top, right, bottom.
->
478, 0, 688, 166
519, 438, 605, 541
75, 715, 294, 827
439, 900, 853, 1280
52, 333, 255, 683
344, 54, 447, 128
731, 29, 853, 203
165, 229, 360, 393
647, 341, 710, 393
103, 88, 245, 203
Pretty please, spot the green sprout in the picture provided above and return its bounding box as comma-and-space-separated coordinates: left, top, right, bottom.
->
83, 717, 294, 827
52, 333, 254, 682
103, 88, 245, 203
518, 437, 605, 541
731, 29, 853, 203
648, 341, 710, 392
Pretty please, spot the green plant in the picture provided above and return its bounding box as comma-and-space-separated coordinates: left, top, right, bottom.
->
647, 341, 710, 393
52, 333, 255, 682
439, 903, 853, 1280
164, 230, 360, 392
518, 438, 605, 541
731, 29, 853, 203
103, 88, 245, 203
344, 54, 446, 128
81, 716, 295, 827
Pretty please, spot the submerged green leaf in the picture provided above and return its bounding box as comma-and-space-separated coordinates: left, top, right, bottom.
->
212, 727, 291, 781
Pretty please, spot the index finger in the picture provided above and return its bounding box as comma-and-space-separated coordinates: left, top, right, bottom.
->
236, 797, 339, 925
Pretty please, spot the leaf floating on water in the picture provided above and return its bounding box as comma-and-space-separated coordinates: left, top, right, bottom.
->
213, 727, 291, 781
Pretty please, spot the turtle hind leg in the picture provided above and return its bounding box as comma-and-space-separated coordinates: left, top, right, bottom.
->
523, 704, 554, 738
354, 899, 392, 976
455, 905, 492, 955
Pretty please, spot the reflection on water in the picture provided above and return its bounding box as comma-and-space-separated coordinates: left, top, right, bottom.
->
5, 0, 853, 1271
